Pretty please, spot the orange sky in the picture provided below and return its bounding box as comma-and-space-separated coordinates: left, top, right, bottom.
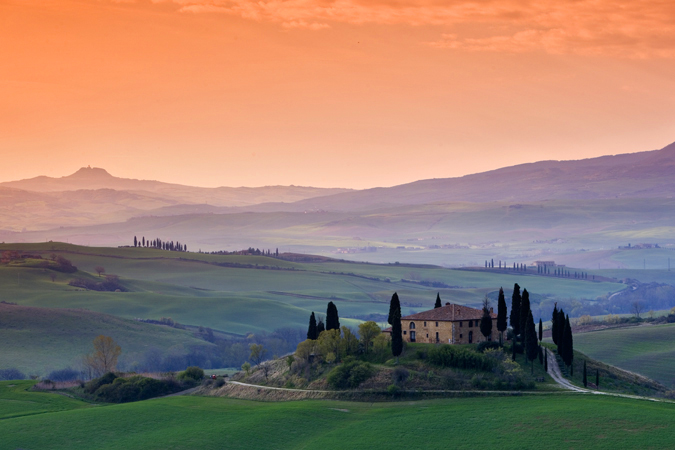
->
1, 0, 674, 188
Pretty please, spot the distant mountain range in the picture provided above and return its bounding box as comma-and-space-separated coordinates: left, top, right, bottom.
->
2, 141, 675, 262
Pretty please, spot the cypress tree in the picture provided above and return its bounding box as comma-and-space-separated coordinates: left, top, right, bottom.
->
317, 319, 325, 335
562, 315, 573, 371
326, 301, 340, 331
551, 303, 559, 345
519, 289, 531, 339
388, 292, 401, 325
307, 312, 318, 340
391, 308, 403, 363
134, 236, 137, 247
434, 293, 442, 309
480, 297, 493, 340
538, 318, 543, 342
497, 287, 507, 345
538, 345, 543, 365
525, 311, 538, 374
557, 309, 566, 355
509, 283, 522, 337
544, 348, 548, 372
142, 236, 145, 247
583, 360, 587, 387
596, 369, 599, 390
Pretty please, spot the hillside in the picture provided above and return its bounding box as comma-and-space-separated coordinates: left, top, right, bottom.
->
0, 303, 216, 377
574, 323, 675, 389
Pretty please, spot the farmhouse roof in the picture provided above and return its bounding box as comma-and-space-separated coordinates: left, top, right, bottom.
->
402, 303, 496, 322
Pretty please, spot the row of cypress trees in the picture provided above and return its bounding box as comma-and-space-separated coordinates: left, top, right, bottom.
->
508, 284, 542, 373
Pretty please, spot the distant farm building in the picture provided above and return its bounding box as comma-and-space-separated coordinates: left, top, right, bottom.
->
384, 303, 498, 345
618, 243, 660, 250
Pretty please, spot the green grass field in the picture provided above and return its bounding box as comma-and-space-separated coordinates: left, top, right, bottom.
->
0, 380, 93, 420
574, 323, 675, 388
0, 303, 215, 376
1, 388, 675, 449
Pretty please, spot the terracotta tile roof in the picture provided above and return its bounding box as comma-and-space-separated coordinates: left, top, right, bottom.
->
402, 303, 496, 322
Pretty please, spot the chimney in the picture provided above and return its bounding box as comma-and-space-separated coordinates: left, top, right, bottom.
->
490, 307, 494, 314
445, 302, 450, 306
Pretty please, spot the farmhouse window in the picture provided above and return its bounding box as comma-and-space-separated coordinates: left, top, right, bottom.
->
403, 331, 407, 335
435, 332, 439, 343
469, 321, 473, 328
424, 321, 427, 327
410, 322, 416, 329
435, 322, 438, 327
460, 334, 463, 338
460, 321, 463, 327
469, 331, 473, 343
410, 331, 416, 342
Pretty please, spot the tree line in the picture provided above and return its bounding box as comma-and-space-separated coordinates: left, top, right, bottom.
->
134, 236, 187, 252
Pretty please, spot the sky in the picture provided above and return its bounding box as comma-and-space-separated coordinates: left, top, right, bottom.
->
1, 0, 675, 189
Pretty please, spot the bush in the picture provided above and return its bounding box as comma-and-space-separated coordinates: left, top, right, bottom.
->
178, 366, 204, 382
327, 359, 374, 389
0, 368, 26, 381
392, 367, 409, 386
477, 341, 500, 353
47, 368, 80, 382
84, 372, 118, 394
427, 345, 495, 371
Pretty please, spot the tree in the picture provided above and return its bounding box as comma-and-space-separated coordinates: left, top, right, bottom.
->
631, 301, 644, 319
94, 266, 105, 277
562, 315, 574, 371
358, 321, 381, 354
509, 283, 521, 337
391, 309, 403, 363
326, 301, 340, 331
596, 369, 600, 390
318, 329, 342, 363
249, 343, 266, 366
551, 303, 559, 345
133, 236, 137, 247
388, 292, 401, 325
519, 289, 531, 339
307, 312, 318, 340
142, 236, 145, 247
83, 335, 121, 377
583, 359, 588, 387
434, 293, 442, 309
340, 326, 359, 357
480, 296, 493, 340
317, 319, 325, 335
544, 349, 548, 372
538, 318, 543, 342
525, 311, 538, 374
556, 308, 566, 355
497, 287, 507, 344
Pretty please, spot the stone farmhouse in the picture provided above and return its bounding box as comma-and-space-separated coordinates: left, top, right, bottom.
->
385, 302, 498, 344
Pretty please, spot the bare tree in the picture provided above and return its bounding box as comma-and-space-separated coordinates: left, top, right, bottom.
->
83, 335, 121, 377
94, 266, 105, 277
631, 301, 644, 319
249, 343, 266, 366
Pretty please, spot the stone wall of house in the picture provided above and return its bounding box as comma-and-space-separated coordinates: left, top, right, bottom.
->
402, 318, 499, 345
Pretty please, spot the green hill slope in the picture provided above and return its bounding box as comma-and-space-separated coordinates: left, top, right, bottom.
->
574, 323, 675, 388
0, 303, 215, 376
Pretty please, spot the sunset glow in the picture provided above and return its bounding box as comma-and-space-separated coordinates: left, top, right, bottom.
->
2, 0, 674, 188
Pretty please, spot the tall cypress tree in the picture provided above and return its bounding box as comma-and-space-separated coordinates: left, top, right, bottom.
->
497, 287, 507, 345
557, 309, 566, 354
434, 293, 442, 309
525, 311, 538, 374
388, 292, 401, 325
509, 283, 522, 337
583, 360, 588, 388
317, 319, 325, 335
134, 236, 137, 247
391, 308, 403, 363
326, 302, 340, 331
519, 289, 531, 339
307, 312, 318, 340
544, 349, 548, 372
480, 297, 493, 340
562, 315, 573, 371
596, 369, 599, 390
538, 318, 543, 342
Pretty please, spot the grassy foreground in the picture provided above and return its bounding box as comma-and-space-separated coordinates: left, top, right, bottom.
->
2, 385, 675, 449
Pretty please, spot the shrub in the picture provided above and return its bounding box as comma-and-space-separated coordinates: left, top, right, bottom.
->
215, 378, 226, 388
84, 372, 118, 394
327, 359, 374, 389
178, 366, 204, 382
0, 368, 26, 381
477, 341, 500, 353
47, 368, 80, 382
392, 367, 409, 386
427, 345, 495, 371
